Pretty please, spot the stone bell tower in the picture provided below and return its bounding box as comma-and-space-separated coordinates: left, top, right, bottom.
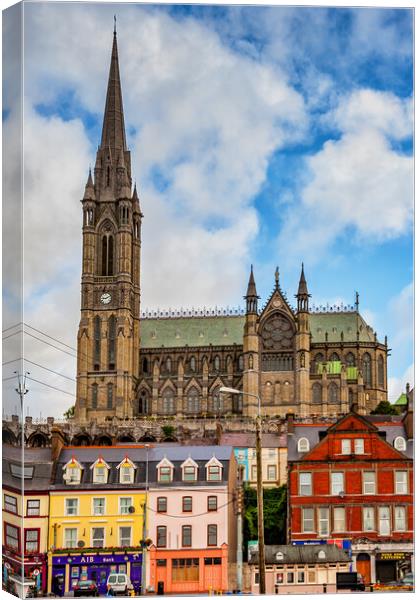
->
75, 27, 141, 421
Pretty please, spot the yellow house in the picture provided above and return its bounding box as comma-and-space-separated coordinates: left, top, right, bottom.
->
2, 446, 53, 595
47, 448, 147, 596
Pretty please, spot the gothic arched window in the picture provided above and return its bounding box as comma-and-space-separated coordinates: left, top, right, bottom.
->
108, 315, 116, 370
345, 352, 356, 367
94, 316, 101, 370
139, 389, 149, 415
107, 383, 113, 410
312, 383, 322, 404
92, 384, 98, 409
210, 391, 223, 414
328, 382, 339, 404
190, 356, 196, 373
329, 352, 340, 362
362, 353, 372, 386
238, 355, 244, 371
378, 355, 384, 387
214, 355, 220, 372
165, 356, 172, 374
101, 232, 115, 276
142, 357, 148, 374
162, 388, 175, 415
187, 388, 200, 414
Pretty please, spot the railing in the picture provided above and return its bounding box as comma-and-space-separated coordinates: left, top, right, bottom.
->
141, 306, 246, 319
309, 302, 356, 313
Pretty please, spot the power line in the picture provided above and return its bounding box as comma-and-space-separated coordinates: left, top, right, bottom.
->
2, 358, 20, 366
26, 376, 76, 397
24, 322, 77, 352
2, 323, 21, 333
24, 331, 77, 359
2, 376, 17, 382
2, 330, 22, 341
24, 359, 75, 382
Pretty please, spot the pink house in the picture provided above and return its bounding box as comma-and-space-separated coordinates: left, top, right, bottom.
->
145, 446, 238, 594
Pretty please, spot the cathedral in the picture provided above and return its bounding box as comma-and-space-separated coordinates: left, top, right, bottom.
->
74, 31, 388, 424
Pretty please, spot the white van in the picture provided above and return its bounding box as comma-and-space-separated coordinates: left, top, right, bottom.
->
106, 573, 133, 596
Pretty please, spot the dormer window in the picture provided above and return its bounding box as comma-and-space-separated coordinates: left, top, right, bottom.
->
394, 436, 407, 452
206, 456, 223, 481
90, 458, 110, 484
63, 458, 83, 485
181, 457, 198, 482
297, 438, 310, 453
117, 457, 136, 484
157, 457, 174, 483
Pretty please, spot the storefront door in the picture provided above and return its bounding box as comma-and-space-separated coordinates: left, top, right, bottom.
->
356, 553, 371, 584
376, 560, 396, 583
204, 557, 222, 592
131, 562, 142, 593
52, 568, 66, 597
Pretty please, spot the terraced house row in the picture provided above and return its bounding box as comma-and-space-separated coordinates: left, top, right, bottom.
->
2, 437, 238, 596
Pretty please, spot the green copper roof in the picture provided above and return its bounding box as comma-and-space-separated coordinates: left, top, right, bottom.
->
140, 316, 245, 349
394, 393, 408, 406
140, 311, 377, 350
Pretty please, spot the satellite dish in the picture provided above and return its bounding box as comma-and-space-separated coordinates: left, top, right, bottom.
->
77, 540, 85, 548
128, 506, 135, 513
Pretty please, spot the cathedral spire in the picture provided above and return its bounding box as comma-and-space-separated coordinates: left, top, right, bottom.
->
296, 262, 310, 312
245, 265, 259, 314
100, 25, 127, 154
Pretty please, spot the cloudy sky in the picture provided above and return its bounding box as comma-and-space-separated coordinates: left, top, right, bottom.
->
2, 1, 413, 417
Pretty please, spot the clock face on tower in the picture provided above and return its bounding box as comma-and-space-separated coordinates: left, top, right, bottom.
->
100, 292, 112, 305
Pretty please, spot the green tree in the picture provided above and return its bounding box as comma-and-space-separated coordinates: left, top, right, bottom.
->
370, 400, 400, 415
161, 425, 176, 439
243, 484, 287, 557
63, 405, 75, 419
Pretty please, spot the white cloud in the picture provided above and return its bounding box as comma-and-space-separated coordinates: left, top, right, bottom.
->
388, 363, 413, 404
277, 89, 413, 266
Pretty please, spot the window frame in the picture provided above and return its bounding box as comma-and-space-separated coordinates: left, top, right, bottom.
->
333, 507, 346, 533
157, 497, 168, 513
26, 499, 40, 516
4, 494, 18, 514
362, 507, 375, 532
120, 465, 135, 484
394, 506, 407, 532
207, 465, 222, 481
24, 528, 40, 554
302, 507, 314, 533
379, 506, 391, 536
354, 439, 365, 455
298, 472, 312, 496
65, 498, 79, 516
5, 523, 20, 551
207, 524, 217, 547
318, 507, 330, 537
207, 496, 218, 512
331, 472, 344, 496
363, 471, 376, 495
394, 437, 407, 452
119, 526, 132, 547
395, 471, 408, 494
93, 464, 108, 484
119, 497, 133, 515
91, 526, 105, 548
297, 438, 310, 453
157, 526, 167, 548
64, 527, 78, 549
182, 466, 197, 482
341, 439, 351, 455
92, 497, 106, 516
267, 464, 277, 481
159, 466, 173, 483
182, 525, 192, 547
182, 496, 193, 513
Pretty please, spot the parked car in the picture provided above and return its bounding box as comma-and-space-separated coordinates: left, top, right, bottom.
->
106, 574, 133, 596
74, 579, 99, 597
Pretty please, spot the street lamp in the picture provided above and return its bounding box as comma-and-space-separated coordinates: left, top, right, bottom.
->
219, 387, 266, 595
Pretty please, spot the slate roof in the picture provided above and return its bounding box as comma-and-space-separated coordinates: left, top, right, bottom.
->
249, 544, 351, 565
51, 445, 234, 489
2, 446, 53, 491
140, 312, 377, 349
220, 432, 287, 448
288, 419, 412, 461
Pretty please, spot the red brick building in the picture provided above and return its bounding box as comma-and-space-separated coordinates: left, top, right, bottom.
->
288, 411, 413, 584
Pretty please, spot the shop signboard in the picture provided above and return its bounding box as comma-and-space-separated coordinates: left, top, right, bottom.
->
247, 541, 258, 562
377, 552, 411, 561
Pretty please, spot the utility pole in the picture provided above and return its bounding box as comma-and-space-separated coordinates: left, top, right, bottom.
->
219, 387, 266, 594
14, 370, 29, 411
255, 411, 266, 594
236, 467, 244, 592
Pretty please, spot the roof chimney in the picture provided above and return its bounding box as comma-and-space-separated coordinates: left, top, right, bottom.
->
51, 427, 66, 462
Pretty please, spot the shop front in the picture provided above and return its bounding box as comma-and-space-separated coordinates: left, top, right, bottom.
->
148, 545, 228, 595
375, 551, 413, 583
50, 550, 143, 596
2, 548, 47, 594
